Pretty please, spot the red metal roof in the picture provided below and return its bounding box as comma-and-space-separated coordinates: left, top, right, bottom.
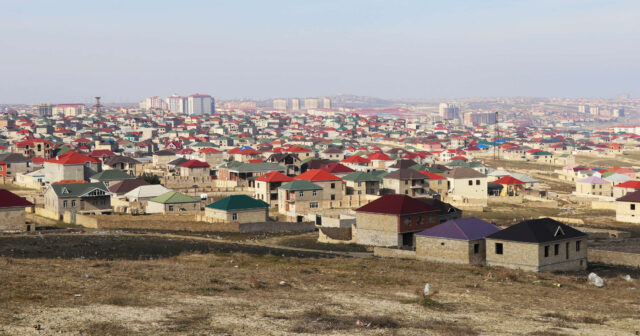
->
294, 169, 341, 182
0, 189, 34, 208
493, 176, 524, 185
46, 151, 101, 165
356, 194, 437, 215
256, 171, 294, 183
180, 160, 210, 168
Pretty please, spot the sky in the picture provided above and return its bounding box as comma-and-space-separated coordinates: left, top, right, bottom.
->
1, 0, 639, 103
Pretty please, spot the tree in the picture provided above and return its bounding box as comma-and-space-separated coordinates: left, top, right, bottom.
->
139, 172, 160, 185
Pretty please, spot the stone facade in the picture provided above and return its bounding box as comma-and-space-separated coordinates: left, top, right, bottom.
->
0, 208, 27, 231
416, 237, 486, 264
146, 200, 201, 214
615, 200, 640, 223
485, 238, 587, 272
204, 207, 267, 224
356, 211, 438, 247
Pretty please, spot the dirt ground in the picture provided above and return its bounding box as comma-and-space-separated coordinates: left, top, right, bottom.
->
1, 233, 639, 336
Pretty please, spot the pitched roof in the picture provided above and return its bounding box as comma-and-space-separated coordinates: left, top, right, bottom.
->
103, 156, 141, 166
486, 218, 586, 243
149, 191, 200, 204
0, 153, 29, 163
418, 171, 446, 180
384, 168, 427, 180
389, 159, 418, 169
415, 197, 460, 215
319, 162, 355, 174
356, 194, 438, 215
124, 184, 171, 199
493, 176, 524, 185
0, 189, 34, 208
295, 169, 341, 182
206, 195, 269, 211
90, 169, 135, 181
441, 167, 486, 179
417, 217, 501, 241
180, 160, 210, 168
616, 190, 640, 202
46, 151, 101, 165
279, 180, 323, 191
50, 182, 110, 198
613, 180, 640, 189
255, 171, 294, 183
220, 161, 286, 173
341, 155, 370, 164
108, 179, 150, 194
342, 171, 383, 182
577, 175, 609, 184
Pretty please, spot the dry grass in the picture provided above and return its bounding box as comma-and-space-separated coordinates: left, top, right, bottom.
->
0, 233, 638, 335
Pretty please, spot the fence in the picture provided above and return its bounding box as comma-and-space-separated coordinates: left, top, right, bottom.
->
588, 249, 640, 268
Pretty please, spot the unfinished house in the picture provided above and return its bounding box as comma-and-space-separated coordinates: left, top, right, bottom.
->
0, 189, 34, 231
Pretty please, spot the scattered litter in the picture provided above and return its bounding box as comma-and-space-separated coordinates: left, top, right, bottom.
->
82, 273, 89, 278
622, 275, 633, 282
553, 283, 561, 287
34, 324, 43, 331
233, 265, 238, 268
73, 294, 82, 297
423, 282, 430, 296
279, 281, 286, 286
588, 272, 604, 287
356, 320, 372, 328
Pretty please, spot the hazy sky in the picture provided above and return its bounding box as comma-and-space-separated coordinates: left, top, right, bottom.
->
1, 0, 639, 103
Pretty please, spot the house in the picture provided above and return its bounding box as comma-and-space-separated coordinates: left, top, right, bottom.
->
43, 151, 102, 183
342, 171, 382, 195
90, 169, 135, 187
615, 190, 640, 223
123, 184, 171, 202
0, 189, 34, 231
265, 153, 302, 176
492, 176, 525, 197
44, 182, 111, 216
355, 194, 439, 248
612, 180, 640, 199
107, 179, 150, 197
146, 191, 201, 214
485, 218, 588, 272
103, 156, 142, 176
318, 162, 355, 177
575, 175, 612, 197
217, 161, 286, 187
382, 169, 428, 196
419, 171, 447, 196
205, 195, 269, 223
320, 147, 344, 160
254, 171, 293, 206
0, 153, 30, 178
441, 167, 488, 206
415, 218, 501, 264
15, 138, 53, 159
416, 197, 462, 223
294, 169, 344, 202
277, 180, 324, 218
179, 160, 210, 177
152, 149, 176, 167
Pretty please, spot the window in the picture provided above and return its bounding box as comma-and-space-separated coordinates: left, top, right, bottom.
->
309, 202, 318, 209
403, 218, 410, 226
330, 194, 335, 200
169, 205, 174, 211
63, 200, 67, 208
405, 180, 408, 185
576, 240, 581, 251
544, 245, 549, 257
631, 204, 636, 210
495, 243, 503, 255
438, 180, 442, 185
358, 182, 362, 187
473, 243, 479, 254
330, 183, 335, 189
476, 180, 480, 185
554, 244, 559, 255
71, 200, 76, 207
312, 190, 317, 197
299, 191, 304, 197
468, 180, 473, 186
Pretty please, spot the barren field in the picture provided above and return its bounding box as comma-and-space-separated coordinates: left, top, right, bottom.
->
1, 233, 639, 336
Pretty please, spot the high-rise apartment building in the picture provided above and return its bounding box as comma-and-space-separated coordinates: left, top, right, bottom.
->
323, 97, 332, 109
166, 95, 187, 114
291, 98, 300, 111
187, 94, 214, 115
273, 99, 288, 110
465, 112, 496, 125
578, 105, 589, 113
304, 98, 319, 109
589, 106, 600, 115
439, 103, 459, 120
37, 103, 53, 117
52, 104, 86, 117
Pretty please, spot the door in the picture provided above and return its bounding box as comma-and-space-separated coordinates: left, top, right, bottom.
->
402, 232, 414, 247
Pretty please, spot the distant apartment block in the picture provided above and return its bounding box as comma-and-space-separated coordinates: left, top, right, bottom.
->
291, 98, 300, 111
465, 112, 496, 125
304, 98, 319, 109
187, 94, 214, 115
166, 95, 187, 114
323, 97, 332, 109
439, 103, 459, 120
37, 103, 53, 117
52, 104, 86, 117
273, 99, 288, 110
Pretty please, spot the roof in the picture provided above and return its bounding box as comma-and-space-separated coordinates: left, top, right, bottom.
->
389, 159, 418, 169
341, 155, 370, 164
613, 180, 640, 189
180, 160, 210, 168
356, 194, 438, 215
219, 161, 286, 173
108, 179, 150, 194
493, 176, 524, 185
415, 197, 460, 214
384, 168, 427, 180
149, 191, 200, 204
342, 171, 383, 183
90, 169, 135, 181
206, 195, 269, 211
295, 169, 341, 182
486, 218, 587, 243
49, 182, 110, 198
104, 156, 141, 166
279, 180, 323, 191
616, 190, 640, 202
46, 151, 101, 165
319, 162, 355, 174
0, 189, 34, 208
577, 176, 609, 184
255, 171, 294, 183
441, 167, 486, 179
0, 153, 29, 163
417, 217, 501, 241
124, 185, 171, 200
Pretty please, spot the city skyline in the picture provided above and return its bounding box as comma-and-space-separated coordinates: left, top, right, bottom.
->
1, 0, 639, 103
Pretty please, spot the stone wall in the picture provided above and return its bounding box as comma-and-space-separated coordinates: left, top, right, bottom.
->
373, 247, 417, 259
318, 227, 354, 243
588, 249, 640, 268
0, 208, 27, 231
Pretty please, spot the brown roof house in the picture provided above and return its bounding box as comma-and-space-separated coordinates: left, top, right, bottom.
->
382, 169, 428, 197
355, 194, 439, 248
485, 218, 587, 272
441, 167, 488, 207
615, 190, 640, 224
0, 189, 35, 231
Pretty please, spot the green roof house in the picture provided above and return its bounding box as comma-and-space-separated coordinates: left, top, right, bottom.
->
90, 169, 135, 187
146, 191, 201, 214
204, 195, 269, 223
